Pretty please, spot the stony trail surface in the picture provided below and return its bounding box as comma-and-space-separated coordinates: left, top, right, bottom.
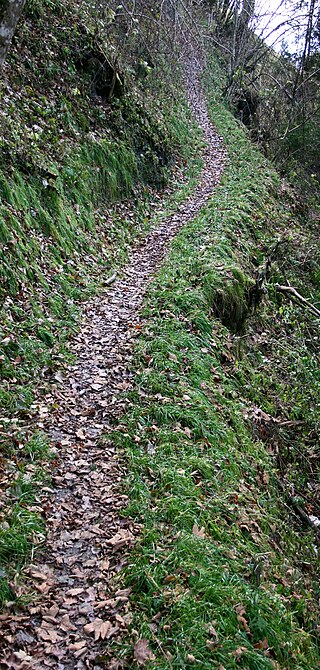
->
0, 56, 226, 669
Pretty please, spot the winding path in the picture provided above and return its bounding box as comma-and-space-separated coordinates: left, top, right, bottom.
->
0, 55, 226, 669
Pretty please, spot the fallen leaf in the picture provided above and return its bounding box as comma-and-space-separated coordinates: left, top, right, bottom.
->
69, 639, 87, 652
36, 627, 61, 643
254, 638, 269, 650
14, 650, 33, 661
133, 639, 155, 665
232, 646, 247, 659
192, 523, 206, 539
83, 618, 118, 641
66, 587, 84, 596
60, 614, 77, 631
107, 529, 134, 550
206, 639, 218, 651
237, 614, 251, 634
54, 372, 64, 383
29, 569, 48, 581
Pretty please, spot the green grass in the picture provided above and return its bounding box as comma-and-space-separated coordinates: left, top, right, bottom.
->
0, 1, 205, 606
0, 431, 49, 607
106, 76, 320, 669
0, 111, 203, 608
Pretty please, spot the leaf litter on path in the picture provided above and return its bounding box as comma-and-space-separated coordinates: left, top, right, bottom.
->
0, 53, 226, 669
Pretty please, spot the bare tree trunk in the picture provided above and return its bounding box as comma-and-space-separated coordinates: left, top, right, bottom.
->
0, 0, 26, 69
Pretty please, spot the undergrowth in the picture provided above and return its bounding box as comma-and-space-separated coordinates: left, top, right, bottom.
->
0, 0, 204, 604
108, 70, 320, 669
0, 431, 49, 608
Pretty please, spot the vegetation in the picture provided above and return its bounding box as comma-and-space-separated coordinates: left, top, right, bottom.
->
0, 0, 204, 605
0, 0, 319, 667
108, 63, 320, 668
207, 0, 320, 182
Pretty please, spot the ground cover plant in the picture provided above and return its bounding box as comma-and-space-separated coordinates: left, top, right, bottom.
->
0, 0, 205, 607
0, 0, 319, 664
109, 73, 320, 669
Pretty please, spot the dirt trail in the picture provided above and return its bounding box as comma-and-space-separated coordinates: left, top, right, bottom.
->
0, 56, 226, 669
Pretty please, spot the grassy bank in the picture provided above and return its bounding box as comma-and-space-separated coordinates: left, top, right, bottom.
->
108, 78, 320, 668
0, 0, 205, 607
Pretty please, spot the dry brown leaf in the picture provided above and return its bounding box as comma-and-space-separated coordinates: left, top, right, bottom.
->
66, 587, 84, 596
192, 523, 206, 539
60, 614, 77, 631
133, 639, 155, 665
100, 559, 110, 571
35, 581, 51, 594
69, 640, 87, 651
83, 618, 118, 641
36, 627, 61, 643
206, 639, 218, 651
44, 605, 59, 619
207, 626, 219, 641
115, 587, 131, 597
107, 529, 134, 550
237, 614, 251, 633
29, 569, 48, 581
254, 638, 269, 650
232, 646, 248, 659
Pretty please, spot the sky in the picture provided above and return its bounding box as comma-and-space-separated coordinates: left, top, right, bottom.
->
254, 0, 307, 52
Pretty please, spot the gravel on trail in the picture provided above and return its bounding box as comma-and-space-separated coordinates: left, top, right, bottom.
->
0, 54, 227, 669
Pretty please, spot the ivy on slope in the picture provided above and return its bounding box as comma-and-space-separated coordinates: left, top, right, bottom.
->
110, 93, 320, 668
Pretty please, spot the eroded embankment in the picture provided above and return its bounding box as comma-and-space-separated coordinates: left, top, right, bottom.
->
0, 58, 227, 668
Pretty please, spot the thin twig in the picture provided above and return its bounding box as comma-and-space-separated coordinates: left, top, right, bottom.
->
275, 284, 320, 318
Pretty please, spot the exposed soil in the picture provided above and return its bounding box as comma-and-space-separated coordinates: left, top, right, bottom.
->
0, 54, 226, 669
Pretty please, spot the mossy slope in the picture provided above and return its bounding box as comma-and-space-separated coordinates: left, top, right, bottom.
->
0, 0, 203, 606
109, 66, 320, 670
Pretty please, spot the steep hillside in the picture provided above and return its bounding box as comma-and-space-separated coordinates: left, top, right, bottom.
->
0, 0, 203, 611
107, 61, 320, 669
0, 2, 201, 419
0, 2, 319, 669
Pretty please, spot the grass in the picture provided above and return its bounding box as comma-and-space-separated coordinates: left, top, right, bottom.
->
0, 115, 203, 607
0, 431, 49, 607
0, 0, 206, 606
106, 67, 320, 669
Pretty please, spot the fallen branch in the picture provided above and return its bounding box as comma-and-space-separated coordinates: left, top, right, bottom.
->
288, 497, 320, 537
275, 419, 305, 428
275, 284, 320, 318
248, 239, 286, 311
105, 272, 117, 286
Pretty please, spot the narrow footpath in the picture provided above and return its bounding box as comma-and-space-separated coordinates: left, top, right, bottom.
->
0, 55, 226, 669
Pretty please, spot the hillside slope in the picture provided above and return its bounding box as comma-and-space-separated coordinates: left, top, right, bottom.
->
108, 63, 320, 669
0, 0, 202, 612
0, 3, 319, 669
0, 6, 202, 423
